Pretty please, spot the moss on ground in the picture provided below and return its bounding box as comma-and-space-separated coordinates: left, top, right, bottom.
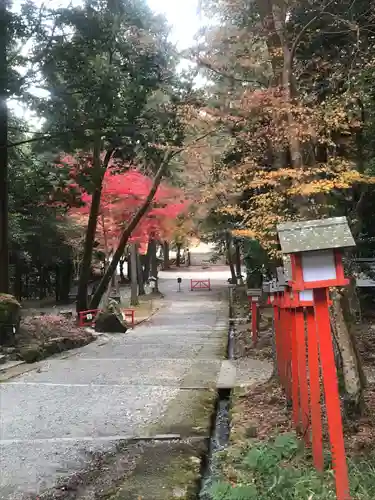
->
105, 440, 205, 500
150, 388, 217, 437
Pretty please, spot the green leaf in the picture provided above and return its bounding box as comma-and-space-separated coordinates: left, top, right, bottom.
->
243, 447, 262, 469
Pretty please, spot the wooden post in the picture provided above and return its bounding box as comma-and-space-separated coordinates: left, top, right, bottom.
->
296, 307, 309, 441
284, 306, 293, 403
313, 288, 350, 500
273, 304, 283, 380
290, 308, 300, 428
280, 303, 291, 399
251, 300, 258, 345
278, 305, 286, 388
306, 306, 324, 471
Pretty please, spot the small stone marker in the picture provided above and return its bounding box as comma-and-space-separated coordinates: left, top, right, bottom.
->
59, 310, 73, 319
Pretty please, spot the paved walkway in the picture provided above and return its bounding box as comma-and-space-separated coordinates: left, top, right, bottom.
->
0, 268, 227, 499
0, 267, 272, 499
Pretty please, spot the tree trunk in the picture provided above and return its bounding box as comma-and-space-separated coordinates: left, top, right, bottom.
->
235, 240, 242, 279
119, 257, 125, 282
55, 265, 60, 303
25, 272, 29, 299
149, 239, 159, 293
331, 289, 366, 418
163, 241, 170, 270
39, 266, 46, 300
225, 231, 236, 282
176, 243, 182, 267
89, 152, 171, 310
130, 243, 139, 306
0, 1, 9, 293
76, 138, 113, 313
136, 246, 145, 296
143, 242, 152, 282
13, 254, 22, 300
127, 256, 131, 281
59, 258, 73, 303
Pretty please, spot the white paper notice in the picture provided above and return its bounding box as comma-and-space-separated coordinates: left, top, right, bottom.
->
301, 250, 336, 283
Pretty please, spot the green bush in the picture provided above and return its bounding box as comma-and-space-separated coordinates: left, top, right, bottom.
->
0, 293, 21, 323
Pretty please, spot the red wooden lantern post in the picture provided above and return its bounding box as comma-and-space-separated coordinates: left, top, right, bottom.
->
268, 280, 284, 386
306, 304, 324, 471
277, 217, 355, 500
277, 287, 293, 403
247, 289, 261, 346
285, 288, 300, 427
294, 290, 312, 443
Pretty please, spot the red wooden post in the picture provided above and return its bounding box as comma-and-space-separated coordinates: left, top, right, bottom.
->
295, 307, 309, 441
280, 306, 287, 389
281, 300, 293, 401
277, 295, 286, 389
306, 306, 324, 471
313, 288, 350, 500
290, 308, 300, 428
273, 304, 283, 380
251, 300, 258, 345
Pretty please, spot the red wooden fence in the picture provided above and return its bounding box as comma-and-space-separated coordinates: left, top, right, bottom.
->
190, 279, 211, 291
271, 288, 350, 500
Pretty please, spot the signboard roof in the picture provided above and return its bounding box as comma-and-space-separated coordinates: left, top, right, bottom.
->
277, 217, 355, 254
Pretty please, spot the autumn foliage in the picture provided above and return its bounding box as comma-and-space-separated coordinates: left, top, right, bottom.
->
63, 155, 190, 253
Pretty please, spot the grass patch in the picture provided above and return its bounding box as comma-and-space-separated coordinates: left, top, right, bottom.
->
206, 383, 375, 500
206, 432, 375, 499
205, 433, 337, 499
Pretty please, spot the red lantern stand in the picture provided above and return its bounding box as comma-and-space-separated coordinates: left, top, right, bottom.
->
277, 218, 355, 500
291, 290, 312, 444
269, 291, 281, 379
304, 290, 324, 472
246, 289, 261, 346
284, 288, 300, 421
273, 289, 286, 392
273, 288, 292, 403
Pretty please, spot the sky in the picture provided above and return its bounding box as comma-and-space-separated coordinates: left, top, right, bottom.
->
147, 0, 201, 50
12, 0, 202, 49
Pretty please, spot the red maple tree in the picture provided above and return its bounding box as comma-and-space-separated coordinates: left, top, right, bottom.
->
68, 163, 189, 253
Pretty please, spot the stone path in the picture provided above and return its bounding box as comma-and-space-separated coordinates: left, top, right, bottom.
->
0, 267, 272, 500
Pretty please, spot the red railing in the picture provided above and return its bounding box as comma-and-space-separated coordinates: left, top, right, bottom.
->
190, 279, 211, 291
78, 309, 99, 327
122, 308, 135, 328
78, 308, 135, 329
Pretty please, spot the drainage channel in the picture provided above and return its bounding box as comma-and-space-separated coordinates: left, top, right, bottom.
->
197, 321, 235, 499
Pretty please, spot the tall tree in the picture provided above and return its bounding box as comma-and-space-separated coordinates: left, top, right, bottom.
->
0, 0, 9, 292
195, 0, 375, 415
32, 0, 181, 311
